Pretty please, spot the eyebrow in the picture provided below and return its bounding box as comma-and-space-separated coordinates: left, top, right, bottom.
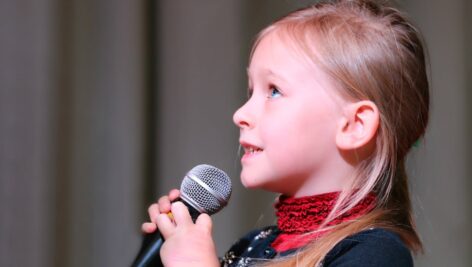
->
246, 67, 286, 82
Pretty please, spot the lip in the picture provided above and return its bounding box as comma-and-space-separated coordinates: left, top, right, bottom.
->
239, 140, 264, 162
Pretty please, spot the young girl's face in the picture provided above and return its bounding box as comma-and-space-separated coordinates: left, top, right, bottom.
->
233, 32, 350, 197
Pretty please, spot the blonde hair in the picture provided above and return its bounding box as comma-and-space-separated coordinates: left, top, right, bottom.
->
251, 0, 429, 265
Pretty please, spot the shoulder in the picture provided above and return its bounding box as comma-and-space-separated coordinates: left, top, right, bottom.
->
222, 226, 279, 266
231, 225, 278, 248
323, 228, 413, 267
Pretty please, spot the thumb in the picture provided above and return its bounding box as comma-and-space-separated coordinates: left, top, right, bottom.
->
195, 213, 213, 234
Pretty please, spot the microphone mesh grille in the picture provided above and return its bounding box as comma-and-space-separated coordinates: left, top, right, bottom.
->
180, 164, 232, 215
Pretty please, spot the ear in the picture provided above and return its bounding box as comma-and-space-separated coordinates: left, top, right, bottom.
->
336, 100, 379, 150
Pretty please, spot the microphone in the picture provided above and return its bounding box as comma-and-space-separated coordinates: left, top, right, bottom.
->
131, 164, 232, 267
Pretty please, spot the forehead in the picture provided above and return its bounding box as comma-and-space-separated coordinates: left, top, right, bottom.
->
249, 32, 307, 72
246, 30, 349, 105
247, 31, 327, 83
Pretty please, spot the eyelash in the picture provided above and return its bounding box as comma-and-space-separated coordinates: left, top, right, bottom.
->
246, 85, 282, 99
268, 85, 282, 99
246, 88, 253, 99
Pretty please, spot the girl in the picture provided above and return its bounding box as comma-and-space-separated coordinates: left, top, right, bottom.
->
142, 0, 429, 266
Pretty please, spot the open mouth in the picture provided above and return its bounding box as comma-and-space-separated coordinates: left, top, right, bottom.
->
242, 145, 263, 155
246, 146, 263, 154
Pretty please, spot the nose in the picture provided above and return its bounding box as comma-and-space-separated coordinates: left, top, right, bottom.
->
233, 101, 252, 129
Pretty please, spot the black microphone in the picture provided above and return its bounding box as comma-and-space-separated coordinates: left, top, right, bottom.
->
131, 164, 232, 267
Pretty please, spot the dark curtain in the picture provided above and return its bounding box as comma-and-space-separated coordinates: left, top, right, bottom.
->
0, 0, 147, 266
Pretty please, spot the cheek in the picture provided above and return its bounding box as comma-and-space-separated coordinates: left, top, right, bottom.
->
263, 103, 334, 140
262, 105, 338, 162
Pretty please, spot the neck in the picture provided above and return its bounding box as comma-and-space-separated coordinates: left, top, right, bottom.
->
289, 155, 356, 198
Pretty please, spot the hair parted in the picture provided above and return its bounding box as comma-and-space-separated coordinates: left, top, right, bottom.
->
251, 0, 429, 265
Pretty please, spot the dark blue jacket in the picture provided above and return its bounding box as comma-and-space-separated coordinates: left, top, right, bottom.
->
221, 227, 413, 266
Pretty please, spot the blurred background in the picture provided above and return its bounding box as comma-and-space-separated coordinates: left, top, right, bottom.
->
0, 0, 470, 266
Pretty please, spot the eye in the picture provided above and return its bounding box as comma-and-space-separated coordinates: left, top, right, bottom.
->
247, 87, 253, 99
268, 85, 282, 99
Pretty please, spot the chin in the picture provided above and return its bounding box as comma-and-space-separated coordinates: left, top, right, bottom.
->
240, 176, 257, 189
240, 173, 268, 190
240, 176, 285, 195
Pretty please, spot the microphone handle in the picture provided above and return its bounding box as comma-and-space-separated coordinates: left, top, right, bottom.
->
130, 199, 202, 267
131, 232, 164, 267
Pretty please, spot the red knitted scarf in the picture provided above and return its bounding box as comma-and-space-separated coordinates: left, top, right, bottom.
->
271, 191, 376, 252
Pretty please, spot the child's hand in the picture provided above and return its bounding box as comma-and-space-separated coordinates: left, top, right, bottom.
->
141, 189, 181, 234
140, 189, 219, 267
157, 202, 220, 267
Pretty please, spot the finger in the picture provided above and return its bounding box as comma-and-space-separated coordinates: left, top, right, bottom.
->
195, 213, 213, 234
171, 202, 192, 226
168, 189, 180, 201
141, 222, 157, 233
156, 213, 176, 239
158, 196, 172, 213
148, 203, 160, 223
